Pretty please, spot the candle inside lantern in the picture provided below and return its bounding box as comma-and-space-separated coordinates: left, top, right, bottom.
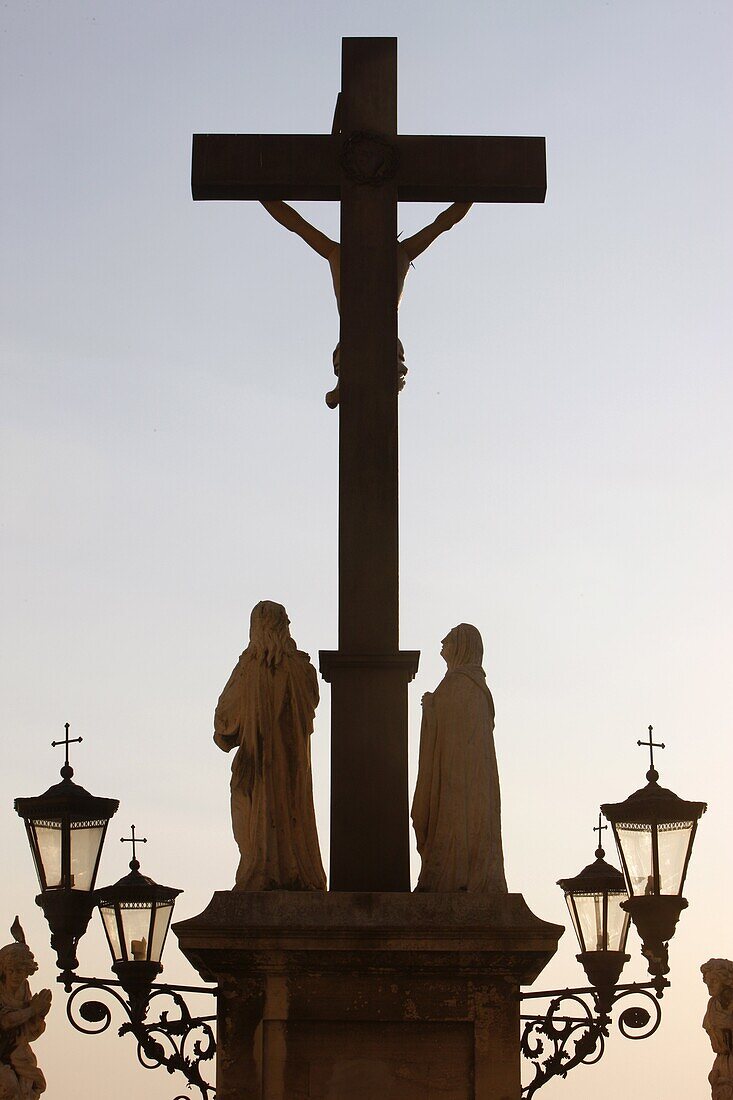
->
130, 937, 147, 961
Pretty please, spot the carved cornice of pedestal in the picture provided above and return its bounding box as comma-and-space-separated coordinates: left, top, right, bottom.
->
174, 891, 563, 987
318, 650, 420, 682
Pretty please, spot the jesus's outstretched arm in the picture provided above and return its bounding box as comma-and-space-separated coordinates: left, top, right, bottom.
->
400, 202, 472, 262
260, 200, 337, 259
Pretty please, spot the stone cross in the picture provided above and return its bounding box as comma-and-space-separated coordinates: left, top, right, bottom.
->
192, 38, 546, 890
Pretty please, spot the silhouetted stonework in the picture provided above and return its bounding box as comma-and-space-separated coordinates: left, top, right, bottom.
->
175, 892, 562, 1100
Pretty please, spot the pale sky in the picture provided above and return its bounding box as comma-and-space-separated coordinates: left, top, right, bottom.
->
1, 2, 731, 1098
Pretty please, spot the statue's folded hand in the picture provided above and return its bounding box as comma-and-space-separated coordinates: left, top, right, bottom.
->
31, 989, 52, 1016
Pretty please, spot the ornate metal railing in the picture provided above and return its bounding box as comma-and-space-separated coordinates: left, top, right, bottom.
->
64, 976, 217, 1100
520, 980, 665, 1097
62, 970, 668, 1099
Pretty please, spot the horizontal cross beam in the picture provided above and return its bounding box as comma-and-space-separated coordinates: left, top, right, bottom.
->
192, 134, 546, 203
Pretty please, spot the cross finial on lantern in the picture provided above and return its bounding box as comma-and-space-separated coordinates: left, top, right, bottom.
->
594, 813, 608, 859
120, 824, 147, 871
637, 724, 665, 782
51, 722, 83, 779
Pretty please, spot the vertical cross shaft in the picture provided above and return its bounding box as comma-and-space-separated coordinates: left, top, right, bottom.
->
339, 37, 398, 651
322, 40, 418, 891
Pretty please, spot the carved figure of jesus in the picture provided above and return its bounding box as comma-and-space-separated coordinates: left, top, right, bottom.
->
261, 200, 472, 407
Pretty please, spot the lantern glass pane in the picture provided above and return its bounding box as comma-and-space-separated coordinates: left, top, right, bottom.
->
32, 821, 62, 888
100, 905, 123, 962
573, 893, 605, 952
658, 820, 694, 895
119, 904, 153, 963
69, 823, 104, 891
149, 903, 174, 964
606, 893, 631, 952
564, 895, 583, 949
616, 823, 653, 896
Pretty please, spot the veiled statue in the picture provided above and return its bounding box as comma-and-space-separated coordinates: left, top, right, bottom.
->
0, 920, 51, 1100
214, 600, 326, 891
412, 623, 507, 893
702, 959, 733, 1099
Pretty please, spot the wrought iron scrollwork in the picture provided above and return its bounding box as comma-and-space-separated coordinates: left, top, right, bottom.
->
66, 977, 216, 1099
520, 981, 664, 1097
614, 985, 662, 1039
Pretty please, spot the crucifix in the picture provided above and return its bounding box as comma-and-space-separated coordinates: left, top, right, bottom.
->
192, 38, 546, 890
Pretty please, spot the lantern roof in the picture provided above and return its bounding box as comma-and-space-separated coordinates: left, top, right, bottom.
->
601, 773, 707, 827
15, 772, 119, 824
557, 853, 627, 895
97, 864, 181, 907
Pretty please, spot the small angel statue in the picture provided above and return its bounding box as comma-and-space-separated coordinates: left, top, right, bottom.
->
0, 919, 51, 1099
702, 959, 733, 1100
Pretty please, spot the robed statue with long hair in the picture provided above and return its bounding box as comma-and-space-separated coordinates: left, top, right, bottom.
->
214, 601, 326, 891
412, 623, 507, 893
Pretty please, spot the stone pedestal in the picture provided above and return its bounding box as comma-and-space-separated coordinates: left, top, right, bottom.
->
319, 651, 420, 891
174, 892, 562, 1100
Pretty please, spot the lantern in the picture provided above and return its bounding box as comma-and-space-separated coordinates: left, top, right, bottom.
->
557, 828, 631, 1011
96, 828, 181, 1020
601, 729, 706, 980
14, 726, 119, 978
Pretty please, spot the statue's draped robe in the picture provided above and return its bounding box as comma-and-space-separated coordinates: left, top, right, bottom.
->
412, 665, 507, 893
0, 980, 47, 1098
214, 649, 326, 891
704, 994, 733, 1099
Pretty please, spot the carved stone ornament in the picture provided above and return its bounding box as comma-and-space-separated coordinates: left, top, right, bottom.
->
340, 131, 399, 186
702, 959, 733, 1099
0, 919, 52, 1099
